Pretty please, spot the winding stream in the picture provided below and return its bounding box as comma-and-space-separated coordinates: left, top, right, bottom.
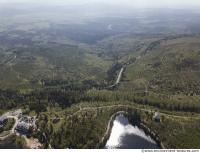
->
105, 114, 160, 149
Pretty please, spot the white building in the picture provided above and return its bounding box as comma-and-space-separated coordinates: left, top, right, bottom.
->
15, 122, 31, 133
153, 112, 161, 122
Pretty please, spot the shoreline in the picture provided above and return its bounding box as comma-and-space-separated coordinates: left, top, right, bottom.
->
99, 111, 165, 149
140, 122, 165, 149
99, 111, 126, 148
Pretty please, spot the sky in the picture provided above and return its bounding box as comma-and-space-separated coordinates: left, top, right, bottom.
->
0, 0, 200, 8
1, 0, 200, 9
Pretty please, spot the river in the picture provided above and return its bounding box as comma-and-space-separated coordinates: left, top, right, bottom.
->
105, 114, 160, 149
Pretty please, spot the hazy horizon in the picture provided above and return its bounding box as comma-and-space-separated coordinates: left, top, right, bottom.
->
1, 0, 200, 9
1, 0, 200, 37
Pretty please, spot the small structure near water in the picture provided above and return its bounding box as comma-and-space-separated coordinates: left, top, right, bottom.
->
153, 112, 161, 122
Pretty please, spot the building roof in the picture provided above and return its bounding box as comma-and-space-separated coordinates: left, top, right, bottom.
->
16, 122, 30, 130
0, 116, 7, 123
153, 112, 161, 120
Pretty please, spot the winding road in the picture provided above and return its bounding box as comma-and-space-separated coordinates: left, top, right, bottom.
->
107, 67, 125, 89
67, 104, 200, 120
0, 109, 21, 140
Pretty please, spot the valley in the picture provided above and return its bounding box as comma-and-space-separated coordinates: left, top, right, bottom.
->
0, 3, 200, 149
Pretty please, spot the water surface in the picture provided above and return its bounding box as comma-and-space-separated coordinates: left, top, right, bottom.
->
105, 114, 159, 149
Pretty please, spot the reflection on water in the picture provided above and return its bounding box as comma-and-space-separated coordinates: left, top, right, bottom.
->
105, 114, 159, 149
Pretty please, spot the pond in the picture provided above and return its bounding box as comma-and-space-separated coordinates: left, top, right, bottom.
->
105, 114, 160, 149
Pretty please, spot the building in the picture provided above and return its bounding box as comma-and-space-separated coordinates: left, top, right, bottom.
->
153, 112, 161, 122
0, 116, 8, 127
15, 116, 37, 134
15, 122, 31, 133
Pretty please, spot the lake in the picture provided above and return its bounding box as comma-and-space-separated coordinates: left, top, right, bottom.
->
105, 114, 160, 149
